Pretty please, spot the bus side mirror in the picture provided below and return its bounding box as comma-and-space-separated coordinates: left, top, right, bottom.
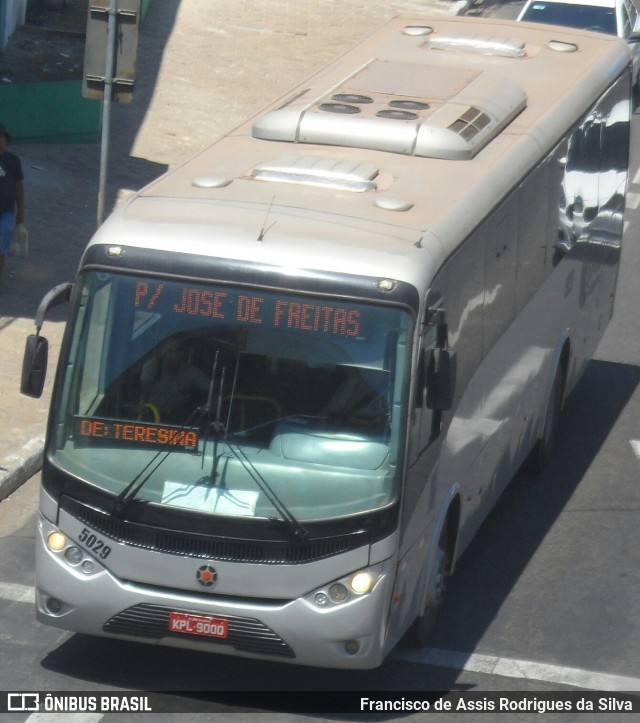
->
21, 334, 49, 398
426, 347, 456, 411
20, 281, 73, 399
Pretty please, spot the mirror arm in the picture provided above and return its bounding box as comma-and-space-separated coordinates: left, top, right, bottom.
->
34, 282, 73, 333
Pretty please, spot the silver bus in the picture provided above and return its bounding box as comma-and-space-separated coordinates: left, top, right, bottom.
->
23, 14, 632, 669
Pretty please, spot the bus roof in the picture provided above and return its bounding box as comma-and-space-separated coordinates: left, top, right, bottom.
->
92, 15, 630, 290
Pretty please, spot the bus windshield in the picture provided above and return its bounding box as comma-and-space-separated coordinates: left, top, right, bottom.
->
50, 271, 411, 522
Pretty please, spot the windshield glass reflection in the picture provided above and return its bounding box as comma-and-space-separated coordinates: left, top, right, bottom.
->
51, 273, 410, 521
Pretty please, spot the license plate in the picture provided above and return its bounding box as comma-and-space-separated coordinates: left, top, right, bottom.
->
169, 611, 229, 639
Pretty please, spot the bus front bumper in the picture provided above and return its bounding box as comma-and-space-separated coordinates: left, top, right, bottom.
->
35, 515, 393, 669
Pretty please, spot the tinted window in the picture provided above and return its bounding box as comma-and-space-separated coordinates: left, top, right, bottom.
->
520, 2, 617, 34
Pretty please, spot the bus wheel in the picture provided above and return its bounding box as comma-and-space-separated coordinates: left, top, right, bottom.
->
405, 532, 448, 648
530, 363, 565, 473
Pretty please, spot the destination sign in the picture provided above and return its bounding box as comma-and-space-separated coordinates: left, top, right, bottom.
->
133, 281, 361, 338
74, 417, 199, 452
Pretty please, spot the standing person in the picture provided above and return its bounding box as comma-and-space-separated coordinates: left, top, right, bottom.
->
0, 123, 25, 279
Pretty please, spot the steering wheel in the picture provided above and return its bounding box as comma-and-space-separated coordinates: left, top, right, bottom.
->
138, 402, 160, 423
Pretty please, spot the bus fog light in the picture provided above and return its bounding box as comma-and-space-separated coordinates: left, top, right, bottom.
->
314, 592, 329, 606
48, 532, 67, 552
64, 546, 83, 565
329, 583, 349, 603
46, 597, 63, 614
350, 571, 375, 594
81, 560, 95, 574
344, 640, 360, 655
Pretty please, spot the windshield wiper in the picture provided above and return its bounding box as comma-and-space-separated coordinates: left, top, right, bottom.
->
114, 347, 226, 515
221, 436, 309, 540
213, 351, 308, 541
112, 404, 209, 516
112, 348, 308, 540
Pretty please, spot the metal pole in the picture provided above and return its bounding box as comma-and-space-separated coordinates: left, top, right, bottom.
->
97, 0, 118, 227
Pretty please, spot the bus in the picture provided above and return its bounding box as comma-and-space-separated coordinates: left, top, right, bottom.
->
22, 14, 631, 669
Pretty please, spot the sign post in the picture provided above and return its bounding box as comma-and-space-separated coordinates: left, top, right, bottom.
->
83, 0, 141, 227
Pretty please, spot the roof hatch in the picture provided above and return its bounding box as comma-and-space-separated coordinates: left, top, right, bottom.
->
252, 61, 527, 160
428, 33, 526, 57
252, 155, 380, 191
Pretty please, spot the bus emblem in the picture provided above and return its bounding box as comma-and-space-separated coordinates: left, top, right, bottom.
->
196, 565, 218, 587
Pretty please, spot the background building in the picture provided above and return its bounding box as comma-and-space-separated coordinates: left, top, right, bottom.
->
0, 0, 27, 50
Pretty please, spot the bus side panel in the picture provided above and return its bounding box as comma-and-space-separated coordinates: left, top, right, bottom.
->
388, 72, 628, 646
387, 223, 486, 647
440, 74, 628, 561
561, 77, 629, 396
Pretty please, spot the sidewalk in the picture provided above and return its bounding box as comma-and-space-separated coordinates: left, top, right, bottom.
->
0, 0, 471, 500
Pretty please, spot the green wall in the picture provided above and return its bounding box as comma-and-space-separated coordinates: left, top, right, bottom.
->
0, 79, 102, 143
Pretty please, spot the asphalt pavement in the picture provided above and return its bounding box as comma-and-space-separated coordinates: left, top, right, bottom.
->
0, 0, 476, 500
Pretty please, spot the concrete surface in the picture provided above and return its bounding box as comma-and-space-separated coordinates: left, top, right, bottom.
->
0, 0, 472, 501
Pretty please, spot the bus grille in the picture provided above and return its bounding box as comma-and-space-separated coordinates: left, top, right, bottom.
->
60, 496, 360, 564
103, 603, 295, 658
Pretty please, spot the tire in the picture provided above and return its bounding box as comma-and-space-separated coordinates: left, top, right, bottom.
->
404, 530, 449, 649
530, 363, 565, 473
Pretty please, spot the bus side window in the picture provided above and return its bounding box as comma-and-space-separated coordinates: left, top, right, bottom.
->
409, 324, 438, 464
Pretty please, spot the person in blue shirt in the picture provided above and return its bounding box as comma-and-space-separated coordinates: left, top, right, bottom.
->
0, 123, 26, 279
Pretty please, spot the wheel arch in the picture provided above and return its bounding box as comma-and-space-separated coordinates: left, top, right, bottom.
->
538, 330, 571, 440
442, 493, 461, 575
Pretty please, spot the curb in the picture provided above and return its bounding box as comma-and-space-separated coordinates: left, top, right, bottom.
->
0, 439, 44, 502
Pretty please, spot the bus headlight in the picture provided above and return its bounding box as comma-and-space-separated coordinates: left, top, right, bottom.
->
45, 529, 99, 576
310, 564, 385, 608
350, 571, 375, 594
47, 531, 67, 551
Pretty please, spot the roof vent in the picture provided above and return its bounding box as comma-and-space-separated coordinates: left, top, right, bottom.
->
390, 100, 430, 111
429, 34, 526, 58
332, 93, 374, 104
252, 155, 380, 192
547, 40, 578, 53
192, 176, 233, 188
377, 109, 419, 121
319, 102, 361, 114
252, 63, 527, 160
449, 107, 491, 141
403, 25, 434, 37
